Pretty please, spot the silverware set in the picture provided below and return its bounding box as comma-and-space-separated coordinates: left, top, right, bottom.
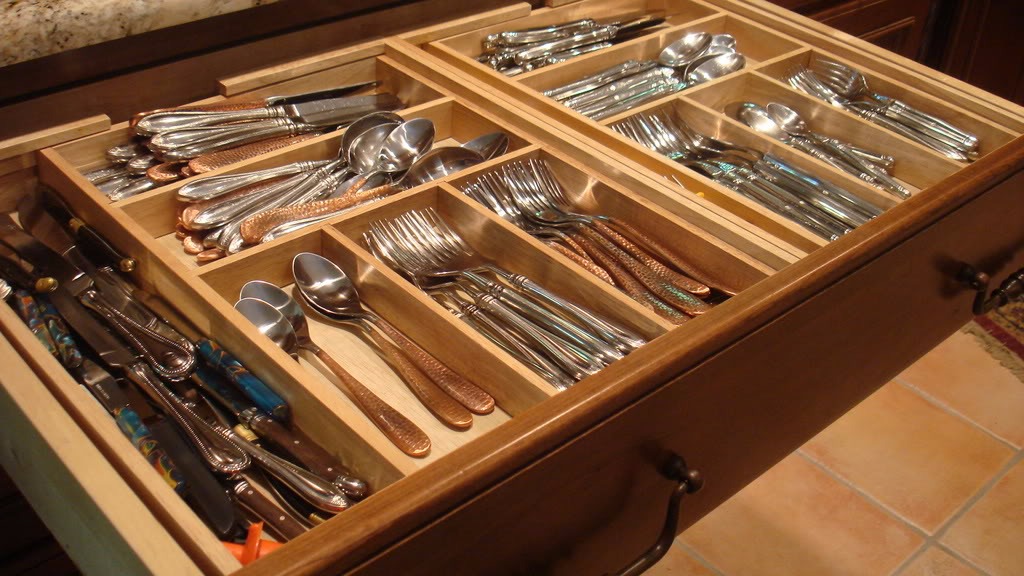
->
613, 109, 884, 241
544, 31, 745, 120
478, 15, 666, 76
460, 158, 734, 325
235, 253, 497, 457
785, 58, 980, 162
363, 207, 646, 389
731, 101, 909, 199
84, 83, 402, 201
174, 112, 508, 263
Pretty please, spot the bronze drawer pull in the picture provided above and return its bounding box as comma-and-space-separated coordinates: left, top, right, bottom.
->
608, 454, 703, 576
958, 265, 1024, 315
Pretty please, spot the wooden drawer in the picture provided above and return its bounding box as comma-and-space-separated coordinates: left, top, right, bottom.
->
1, 1, 1022, 575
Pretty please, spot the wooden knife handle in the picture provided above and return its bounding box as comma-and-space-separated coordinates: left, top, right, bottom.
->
244, 411, 368, 498
231, 479, 307, 541
365, 327, 473, 429
312, 346, 431, 458
369, 315, 495, 414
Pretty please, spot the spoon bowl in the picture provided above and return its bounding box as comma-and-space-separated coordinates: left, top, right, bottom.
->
402, 147, 484, 189
292, 252, 365, 318
686, 52, 745, 84
341, 112, 403, 157
733, 101, 791, 142
658, 32, 711, 67
234, 298, 298, 356
347, 123, 397, 174
462, 131, 509, 160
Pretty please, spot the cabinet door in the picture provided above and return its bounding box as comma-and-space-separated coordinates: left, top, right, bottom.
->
770, 0, 936, 59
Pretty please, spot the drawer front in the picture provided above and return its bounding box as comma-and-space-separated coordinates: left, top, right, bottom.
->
344, 166, 1024, 575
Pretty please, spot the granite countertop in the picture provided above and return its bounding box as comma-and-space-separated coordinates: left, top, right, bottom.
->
1, 0, 280, 66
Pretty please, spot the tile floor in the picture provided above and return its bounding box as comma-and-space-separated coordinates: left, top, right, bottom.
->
649, 330, 1024, 576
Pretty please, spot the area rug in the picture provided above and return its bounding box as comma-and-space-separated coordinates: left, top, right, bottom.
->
962, 299, 1024, 383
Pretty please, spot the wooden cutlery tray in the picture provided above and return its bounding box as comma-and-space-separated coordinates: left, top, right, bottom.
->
2, 2, 1023, 575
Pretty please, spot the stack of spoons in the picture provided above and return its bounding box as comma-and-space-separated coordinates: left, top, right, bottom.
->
174, 112, 509, 263
543, 31, 745, 120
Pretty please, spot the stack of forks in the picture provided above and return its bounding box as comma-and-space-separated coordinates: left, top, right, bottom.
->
613, 109, 884, 241
363, 208, 646, 389
460, 159, 732, 325
785, 58, 980, 162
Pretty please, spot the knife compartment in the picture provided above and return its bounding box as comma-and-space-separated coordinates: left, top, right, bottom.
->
3, 2, 1024, 575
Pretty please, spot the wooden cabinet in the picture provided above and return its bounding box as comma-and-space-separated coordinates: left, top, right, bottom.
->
767, 0, 937, 59
0, 1, 1021, 575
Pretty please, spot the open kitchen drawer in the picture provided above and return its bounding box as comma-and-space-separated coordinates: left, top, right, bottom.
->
0, 1, 1022, 575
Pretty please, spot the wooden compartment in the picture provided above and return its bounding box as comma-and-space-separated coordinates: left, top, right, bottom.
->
113, 97, 531, 270
2, 1, 1024, 575
51, 50, 448, 195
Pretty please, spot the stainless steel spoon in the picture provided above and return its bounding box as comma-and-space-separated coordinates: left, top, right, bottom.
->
462, 131, 509, 161
234, 297, 431, 457
344, 118, 435, 193
293, 252, 496, 414
242, 279, 476, 429
657, 32, 711, 67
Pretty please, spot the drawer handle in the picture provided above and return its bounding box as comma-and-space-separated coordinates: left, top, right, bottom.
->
608, 454, 703, 576
958, 265, 1024, 315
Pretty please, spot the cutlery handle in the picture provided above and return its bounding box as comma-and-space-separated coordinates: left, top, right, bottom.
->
230, 479, 307, 541
836, 142, 894, 172
131, 99, 266, 127
311, 346, 431, 458
577, 227, 710, 316
514, 28, 615, 65
546, 241, 616, 285
239, 183, 395, 244
112, 406, 186, 494
151, 119, 309, 161
884, 99, 978, 149
197, 339, 290, 421
188, 133, 322, 174
241, 409, 366, 498
364, 327, 473, 429
591, 221, 710, 297
811, 136, 911, 199
125, 362, 251, 474
178, 160, 325, 201
136, 107, 281, 136
370, 314, 495, 414
226, 426, 351, 513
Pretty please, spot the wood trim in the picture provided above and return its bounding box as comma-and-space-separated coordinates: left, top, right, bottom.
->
0, 116, 109, 162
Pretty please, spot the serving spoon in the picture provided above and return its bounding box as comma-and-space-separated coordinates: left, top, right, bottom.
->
242, 280, 475, 429
293, 252, 496, 414
234, 297, 432, 457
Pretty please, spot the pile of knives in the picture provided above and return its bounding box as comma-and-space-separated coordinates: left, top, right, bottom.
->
0, 186, 366, 547
84, 82, 403, 202
477, 15, 665, 76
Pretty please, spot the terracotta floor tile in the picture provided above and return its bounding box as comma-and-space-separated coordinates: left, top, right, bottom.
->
646, 544, 718, 576
942, 459, 1024, 576
898, 331, 1024, 447
680, 454, 922, 576
899, 547, 984, 576
801, 382, 1014, 532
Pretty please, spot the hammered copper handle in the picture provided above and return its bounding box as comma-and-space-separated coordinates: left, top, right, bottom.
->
240, 184, 397, 244
570, 232, 688, 325
579, 227, 710, 317
312, 346, 431, 457
364, 327, 473, 429
608, 454, 704, 576
188, 133, 322, 174
547, 241, 616, 286
591, 221, 709, 297
607, 218, 739, 296
370, 315, 495, 415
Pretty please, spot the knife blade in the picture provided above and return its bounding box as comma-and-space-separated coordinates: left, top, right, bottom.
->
0, 219, 196, 381
37, 185, 137, 272
116, 377, 240, 538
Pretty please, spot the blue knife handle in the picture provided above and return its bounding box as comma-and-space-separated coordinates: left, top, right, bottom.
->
197, 339, 289, 421
113, 406, 186, 494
